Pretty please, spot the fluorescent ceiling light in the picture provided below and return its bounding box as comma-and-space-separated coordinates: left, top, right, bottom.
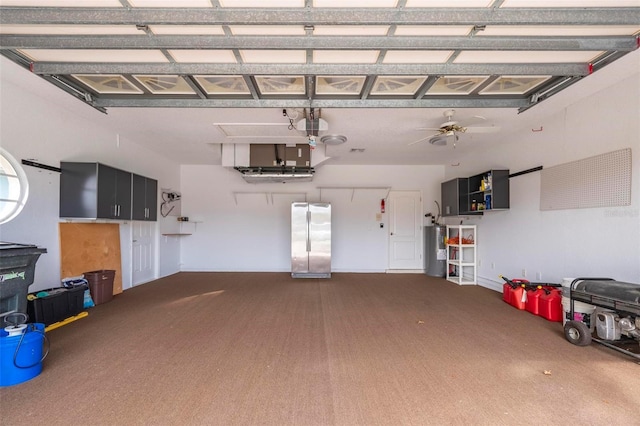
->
149, 26, 225, 35
313, 50, 380, 64
383, 50, 453, 64
229, 26, 306, 35
0, 25, 143, 35
394, 26, 473, 36
168, 50, 237, 63
241, 50, 306, 63
18, 49, 169, 63
455, 50, 604, 63
313, 26, 390, 36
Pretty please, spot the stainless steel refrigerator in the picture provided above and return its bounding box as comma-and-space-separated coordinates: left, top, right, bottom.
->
291, 202, 331, 278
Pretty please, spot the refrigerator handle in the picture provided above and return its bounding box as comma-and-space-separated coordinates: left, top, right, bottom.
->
306, 210, 311, 252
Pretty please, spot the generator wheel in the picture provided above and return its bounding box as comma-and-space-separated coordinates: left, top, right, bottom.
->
564, 320, 592, 346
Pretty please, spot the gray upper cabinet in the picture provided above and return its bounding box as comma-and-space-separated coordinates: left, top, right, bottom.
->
132, 173, 158, 221
441, 178, 473, 217
60, 162, 132, 220
441, 169, 510, 217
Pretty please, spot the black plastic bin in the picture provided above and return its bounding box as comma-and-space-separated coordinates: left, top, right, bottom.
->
84, 270, 115, 305
27, 285, 86, 326
0, 243, 47, 327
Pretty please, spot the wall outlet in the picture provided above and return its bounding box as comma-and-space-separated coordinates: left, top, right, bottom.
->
491, 262, 495, 270
522, 268, 527, 277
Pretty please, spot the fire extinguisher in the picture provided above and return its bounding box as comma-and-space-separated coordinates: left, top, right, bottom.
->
381, 199, 385, 213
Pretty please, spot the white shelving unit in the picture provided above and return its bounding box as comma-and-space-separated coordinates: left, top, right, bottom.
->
446, 225, 477, 285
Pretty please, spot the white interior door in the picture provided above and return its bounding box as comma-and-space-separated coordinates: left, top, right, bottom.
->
132, 221, 155, 286
388, 191, 423, 270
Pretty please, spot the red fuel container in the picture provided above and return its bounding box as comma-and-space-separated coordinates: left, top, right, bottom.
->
539, 288, 562, 322
525, 287, 544, 315
510, 286, 526, 310
502, 283, 512, 304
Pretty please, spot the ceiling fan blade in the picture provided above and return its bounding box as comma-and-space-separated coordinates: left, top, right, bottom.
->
416, 127, 442, 131
408, 136, 433, 146
464, 126, 501, 134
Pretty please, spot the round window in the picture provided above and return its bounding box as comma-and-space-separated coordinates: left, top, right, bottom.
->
0, 149, 29, 225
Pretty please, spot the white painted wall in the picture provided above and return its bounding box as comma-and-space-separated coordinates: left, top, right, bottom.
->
0, 58, 182, 292
179, 164, 444, 272
444, 51, 640, 290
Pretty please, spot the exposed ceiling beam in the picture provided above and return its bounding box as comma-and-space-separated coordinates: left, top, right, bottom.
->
92, 97, 530, 109
31, 62, 589, 76
1, 7, 639, 26
2, 34, 634, 51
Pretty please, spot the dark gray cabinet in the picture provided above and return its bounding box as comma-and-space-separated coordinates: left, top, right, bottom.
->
441, 169, 510, 217
467, 169, 510, 213
132, 174, 157, 221
60, 162, 132, 220
441, 178, 470, 217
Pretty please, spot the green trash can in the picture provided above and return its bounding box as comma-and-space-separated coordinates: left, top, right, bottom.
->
83, 270, 115, 305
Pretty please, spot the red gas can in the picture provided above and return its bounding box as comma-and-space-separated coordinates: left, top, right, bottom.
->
539, 288, 562, 322
525, 287, 544, 315
510, 285, 527, 310
503, 283, 512, 304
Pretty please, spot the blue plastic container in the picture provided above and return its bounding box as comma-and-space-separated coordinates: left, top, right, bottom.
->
0, 323, 45, 387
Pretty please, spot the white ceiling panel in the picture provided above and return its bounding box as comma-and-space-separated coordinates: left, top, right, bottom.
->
219, 0, 305, 6
383, 50, 453, 63
455, 51, 605, 63
501, 0, 639, 7
149, 25, 225, 35
405, 0, 493, 7
480, 76, 551, 95
0, 0, 121, 5
168, 50, 237, 63
314, 0, 398, 6
394, 26, 473, 36
194, 76, 251, 95
313, 50, 380, 64
17, 49, 169, 62
229, 26, 306, 35
241, 50, 306, 63
313, 26, 390, 36
128, 0, 213, 6
371, 76, 428, 95
133, 75, 196, 95
480, 25, 640, 36
72, 74, 143, 94
0, 25, 143, 35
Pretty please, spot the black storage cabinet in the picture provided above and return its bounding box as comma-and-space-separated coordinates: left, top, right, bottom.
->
0, 243, 47, 327
60, 162, 132, 220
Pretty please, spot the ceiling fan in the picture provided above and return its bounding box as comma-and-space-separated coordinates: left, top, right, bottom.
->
409, 109, 500, 147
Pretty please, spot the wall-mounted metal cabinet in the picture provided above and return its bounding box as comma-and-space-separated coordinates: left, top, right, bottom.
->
132, 174, 158, 221
60, 162, 132, 220
441, 178, 471, 217
441, 169, 509, 217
